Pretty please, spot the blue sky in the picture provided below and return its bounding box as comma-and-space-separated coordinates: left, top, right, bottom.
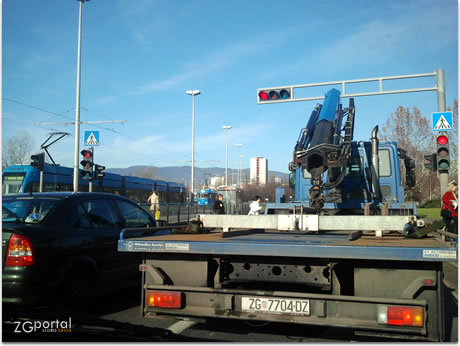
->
2, 0, 458, 175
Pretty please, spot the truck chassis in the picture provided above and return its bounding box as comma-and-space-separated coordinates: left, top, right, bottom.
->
118, 215, 456, 341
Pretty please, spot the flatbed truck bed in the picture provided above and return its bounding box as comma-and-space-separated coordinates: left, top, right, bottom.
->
119, 229, 456, 262
118, 217, 457, 341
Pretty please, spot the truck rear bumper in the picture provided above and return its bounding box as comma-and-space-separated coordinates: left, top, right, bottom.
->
143, 285, 434, 340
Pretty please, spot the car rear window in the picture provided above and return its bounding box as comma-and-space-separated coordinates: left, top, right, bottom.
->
2, 197, 61, 223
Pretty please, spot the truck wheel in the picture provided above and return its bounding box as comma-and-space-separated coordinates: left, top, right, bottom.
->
64, 268, 97, 310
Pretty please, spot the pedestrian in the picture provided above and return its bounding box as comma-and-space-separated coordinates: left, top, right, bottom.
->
441, 181, 458, 238
148, 191, 160, 220
248, 195, 262, 215
213, 193, 225, 214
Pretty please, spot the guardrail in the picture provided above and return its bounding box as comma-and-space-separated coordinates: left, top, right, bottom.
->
138, 202, 253, 223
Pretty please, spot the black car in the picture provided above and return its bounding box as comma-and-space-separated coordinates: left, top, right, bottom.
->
2, 192, 156, 306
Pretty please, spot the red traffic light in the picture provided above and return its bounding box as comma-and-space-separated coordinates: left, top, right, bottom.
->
436, 135, 448, 145
258, 88, 291, 102
258, 91, 268, 101
80, 150, 93, 160
81, 149, 93, 159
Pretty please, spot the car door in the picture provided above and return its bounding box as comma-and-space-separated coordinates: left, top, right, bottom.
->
77, 197, 129, 288
112, 198, 155, 279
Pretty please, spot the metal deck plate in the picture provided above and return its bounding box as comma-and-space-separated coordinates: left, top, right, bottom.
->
118, 231, 457, 262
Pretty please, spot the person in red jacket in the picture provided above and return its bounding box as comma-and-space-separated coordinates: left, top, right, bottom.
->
441, 181, 458, 237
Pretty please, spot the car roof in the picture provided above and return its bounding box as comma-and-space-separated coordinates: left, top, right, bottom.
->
3, 192, 129, 201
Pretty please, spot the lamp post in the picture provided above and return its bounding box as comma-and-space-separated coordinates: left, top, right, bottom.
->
73, 0, 89, 192
239, 154, 244, 187
222, 126, 232, 186
186, 90, 200, 202
235, 144, 242, 188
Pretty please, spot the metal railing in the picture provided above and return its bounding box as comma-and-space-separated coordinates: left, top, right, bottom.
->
138, 202, 252, 223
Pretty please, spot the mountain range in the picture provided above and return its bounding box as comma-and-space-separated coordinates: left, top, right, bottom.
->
106, 165, 289, 186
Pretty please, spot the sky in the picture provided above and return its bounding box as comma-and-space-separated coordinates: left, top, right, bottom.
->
2, 0, 459, 176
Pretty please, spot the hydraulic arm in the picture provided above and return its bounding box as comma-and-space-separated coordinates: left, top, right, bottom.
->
291, 88, 355, 211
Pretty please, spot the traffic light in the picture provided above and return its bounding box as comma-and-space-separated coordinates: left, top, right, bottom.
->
80, 148, 94, 180
424, 153, 437, 172
436, 133, 450, 172
94, 164, 106, 178
30, 153, 45, 170
258, 88, 292, 103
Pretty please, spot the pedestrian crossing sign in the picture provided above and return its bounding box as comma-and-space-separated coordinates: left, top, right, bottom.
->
432, 112, 453, 131
84, 131, 100, 146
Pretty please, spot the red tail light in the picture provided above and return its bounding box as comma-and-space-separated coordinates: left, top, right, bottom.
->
146, 290, 183, 309
5, 233, 36, 266
386, 306, 424, 327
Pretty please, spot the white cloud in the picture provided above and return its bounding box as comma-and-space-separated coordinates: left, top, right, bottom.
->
134, 25, 304, 95
95, 96, 115, 105
265, 2, 457, 78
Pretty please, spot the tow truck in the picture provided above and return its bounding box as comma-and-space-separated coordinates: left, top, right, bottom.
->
118, 88, 456, 341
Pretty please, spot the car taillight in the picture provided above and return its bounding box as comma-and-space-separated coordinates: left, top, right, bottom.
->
146, 290, 183, 309
5, 233, 36, 266
377, 305, 424, 327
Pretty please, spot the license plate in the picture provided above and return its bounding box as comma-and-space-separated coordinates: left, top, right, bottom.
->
241, 296, 310, 316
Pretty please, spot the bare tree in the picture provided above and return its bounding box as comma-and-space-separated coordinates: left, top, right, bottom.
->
135, 166, 156, 179
379, 103, 460, 202
447, 99, 458, 180
2, 131, 34, 168
380, 106, 436, 202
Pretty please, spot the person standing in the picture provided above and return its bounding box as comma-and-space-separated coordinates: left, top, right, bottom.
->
248, 195, 262, 215
148, 191, 160, 220
213, 194, 225, 214
441, 181, 458, 237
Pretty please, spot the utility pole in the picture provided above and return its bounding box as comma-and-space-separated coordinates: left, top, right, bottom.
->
235, 144, 242, 188
186, 90, 201, 202
73, 0, 86, 192
222, 126, 232, 186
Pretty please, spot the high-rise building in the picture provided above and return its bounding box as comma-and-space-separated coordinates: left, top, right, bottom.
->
210, 176, 224, 188
250, 157, 268, 185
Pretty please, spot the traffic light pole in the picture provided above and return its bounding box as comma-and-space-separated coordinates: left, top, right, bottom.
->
89, 146, 93, 192
258, 69, 450, 197
436, 70, 449, 197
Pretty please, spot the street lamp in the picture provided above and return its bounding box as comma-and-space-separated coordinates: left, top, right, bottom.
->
73, 0, 90, 192
186, 90, 200, 202
239, 154, 244, 186
222, 126, 232, 186
235, 144, 242, 188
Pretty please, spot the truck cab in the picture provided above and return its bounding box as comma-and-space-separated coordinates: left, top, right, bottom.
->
283, 141, 415, 214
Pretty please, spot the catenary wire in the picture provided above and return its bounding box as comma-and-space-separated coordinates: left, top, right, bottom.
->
3, 97, 191, 159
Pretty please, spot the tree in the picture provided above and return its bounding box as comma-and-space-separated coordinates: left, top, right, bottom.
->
136, 166, 156, 179
2, 131, 34, 168
381, 106, 435, 202
447, 99, 458, 180
380, 101, 458, 203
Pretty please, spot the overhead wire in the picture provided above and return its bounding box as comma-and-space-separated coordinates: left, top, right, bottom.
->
3, 97, 191, 162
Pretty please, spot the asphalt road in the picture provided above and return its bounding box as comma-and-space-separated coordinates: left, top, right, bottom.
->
3, 272, 458, 342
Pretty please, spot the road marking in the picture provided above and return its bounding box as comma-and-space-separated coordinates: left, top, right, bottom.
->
167, 320, 196, 334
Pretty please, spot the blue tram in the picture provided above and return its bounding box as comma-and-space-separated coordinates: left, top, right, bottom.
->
2, 164, 186, 204
196, 188, 218, 206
